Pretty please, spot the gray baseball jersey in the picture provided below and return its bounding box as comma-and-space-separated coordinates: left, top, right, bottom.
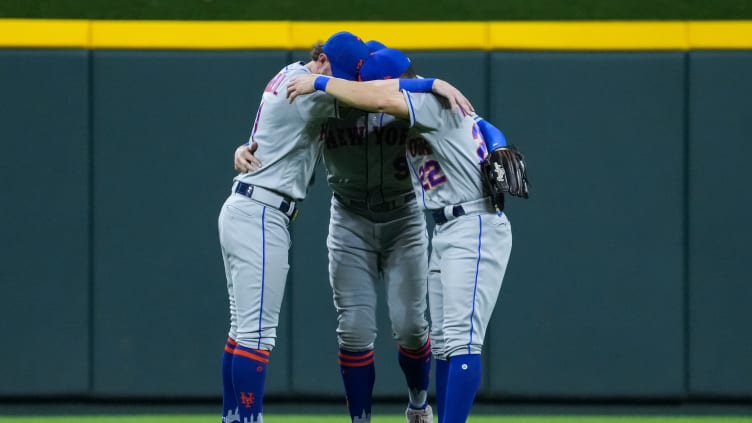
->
235, 61, 339, 201
321, 108, 412, 203
219, 62, 339, 352
319, 109, 430, 352
401, 94, 487, 210
402, 90, 513, 358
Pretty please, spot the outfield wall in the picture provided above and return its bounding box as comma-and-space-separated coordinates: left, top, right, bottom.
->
1, 25, 751, 401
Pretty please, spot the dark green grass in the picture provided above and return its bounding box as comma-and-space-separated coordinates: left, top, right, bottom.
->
0, 0, 751, 20
1, 416, 752, 422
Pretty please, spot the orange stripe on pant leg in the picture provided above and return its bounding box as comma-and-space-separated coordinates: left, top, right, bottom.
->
232, 348, 270, 364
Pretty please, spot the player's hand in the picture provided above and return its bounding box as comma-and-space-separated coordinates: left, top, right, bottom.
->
287, 74, 318, 103
234, 142, 262, 173
432, 79, 475, 114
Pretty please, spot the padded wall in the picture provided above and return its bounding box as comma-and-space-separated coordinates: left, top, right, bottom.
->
1, 48, 750, 401
688, 51, 752, 397
90, 50, 290, 396
486, 52, 686, 398
0, 49, 91, 395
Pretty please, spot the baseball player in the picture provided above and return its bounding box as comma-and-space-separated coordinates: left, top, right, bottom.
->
237, 107, 432, 423
286, 48, 518, 423
234, 41, 478, 423
320, 106, 434, 423
217, 31, 371, 423
220, 36, 471, 423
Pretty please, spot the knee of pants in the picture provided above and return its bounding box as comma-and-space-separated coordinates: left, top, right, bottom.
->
392, 320, 430, 350
430, 325, 453, 359
337, 329, 376, 351
430, 335, 447, 360
235, 328, 277, 352
235, 337, 276, 352
336, 307, 377, 350
444, 342, 483, 358
337, 318, 376, 351
441, 327, 486, 357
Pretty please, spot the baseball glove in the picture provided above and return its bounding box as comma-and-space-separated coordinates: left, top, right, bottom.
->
481, 145, 529, 211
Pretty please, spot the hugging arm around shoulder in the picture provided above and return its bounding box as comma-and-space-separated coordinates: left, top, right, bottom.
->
323, 78, 410, 119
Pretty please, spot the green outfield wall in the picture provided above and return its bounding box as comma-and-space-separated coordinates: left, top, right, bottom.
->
0, 21, 751, 402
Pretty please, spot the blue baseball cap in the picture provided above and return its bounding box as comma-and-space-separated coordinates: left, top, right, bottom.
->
322, 31, 370, 81
358, 48, 411, 81
365, 39, 387, 53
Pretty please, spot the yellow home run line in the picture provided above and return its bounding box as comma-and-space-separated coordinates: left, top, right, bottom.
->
1, 19, 751, 50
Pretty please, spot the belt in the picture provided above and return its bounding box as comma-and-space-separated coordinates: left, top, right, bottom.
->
430, 198, 496, 225
234, 181, 298, 219
334, 192, 415, 213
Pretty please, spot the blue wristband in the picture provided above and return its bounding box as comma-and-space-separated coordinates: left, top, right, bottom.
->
476, 118, 508, 150
399, 78, 435, 92
314, 76, 331, 91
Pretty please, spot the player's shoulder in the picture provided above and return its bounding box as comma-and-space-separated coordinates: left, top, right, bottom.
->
405, 89, 442, 106
406, 91, 453, 119
281, 61, 312, 78
407, 91, 463, 132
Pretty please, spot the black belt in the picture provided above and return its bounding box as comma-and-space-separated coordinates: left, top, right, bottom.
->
234, 181, 298, 219
430, 198, 497, 225
334, 192, 415, 213
431, 205, 466, 225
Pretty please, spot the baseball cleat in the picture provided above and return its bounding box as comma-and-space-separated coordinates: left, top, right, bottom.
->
405, 404, 433, 423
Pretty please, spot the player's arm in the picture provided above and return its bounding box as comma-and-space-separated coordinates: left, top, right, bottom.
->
287, 75, 474, 118
473, 115, 508, 151
288, 75, 409, 118
329, 78, 411, 117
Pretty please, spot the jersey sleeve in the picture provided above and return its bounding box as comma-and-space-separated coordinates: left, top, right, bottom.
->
402, 90, 457, 132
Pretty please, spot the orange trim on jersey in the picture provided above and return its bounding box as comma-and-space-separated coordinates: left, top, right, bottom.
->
232, 348, 270, 364
227, 337, 238, 346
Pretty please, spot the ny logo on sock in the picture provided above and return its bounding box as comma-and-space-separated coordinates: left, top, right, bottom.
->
240, 392, 256, 408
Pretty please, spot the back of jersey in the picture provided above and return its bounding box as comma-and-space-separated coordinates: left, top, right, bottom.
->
235, 62, 339, 201
402, 91, 488, 210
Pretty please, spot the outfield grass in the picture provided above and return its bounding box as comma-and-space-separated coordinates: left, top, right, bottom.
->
0, 416, 751, 423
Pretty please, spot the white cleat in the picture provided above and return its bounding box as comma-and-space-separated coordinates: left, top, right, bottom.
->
405, 404, 433, 423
